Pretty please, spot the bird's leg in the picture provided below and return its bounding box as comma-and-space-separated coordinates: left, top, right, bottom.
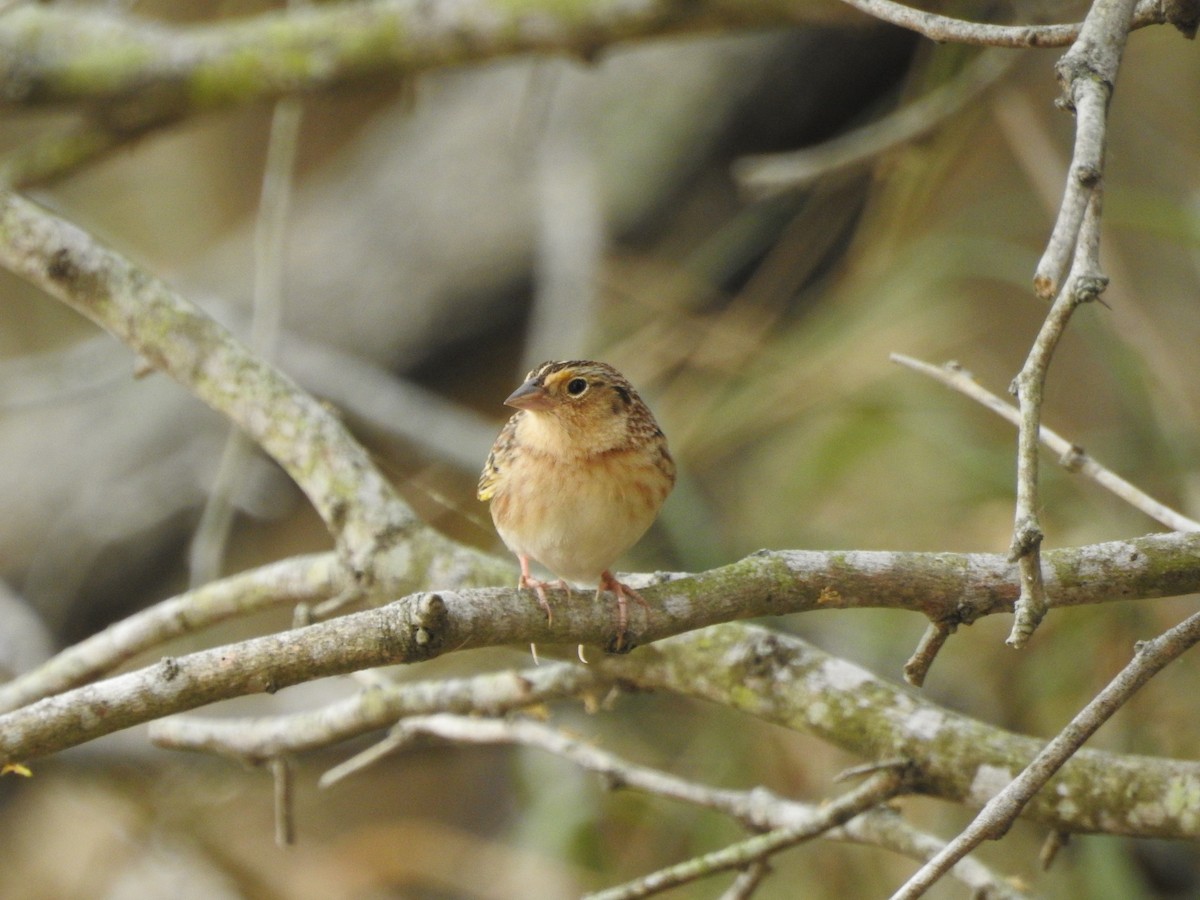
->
517, 555, 560, 625
598, 570, 650, 652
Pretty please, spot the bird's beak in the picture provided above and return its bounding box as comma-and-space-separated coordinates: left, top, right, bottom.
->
505, 380, 554, 411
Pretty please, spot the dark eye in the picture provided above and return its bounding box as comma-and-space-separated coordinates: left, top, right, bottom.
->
566, 377, 588, 396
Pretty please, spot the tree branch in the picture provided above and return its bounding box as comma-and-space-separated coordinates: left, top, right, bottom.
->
4, 548, 1200, 840
892, 354, 1200, 533
151, 662, 613, 760
315, 714, 1022, 898
0, 553, 339, 715
5, 532, 1200, 761
0, 0, 1182, 186
586, 769, 905, 900
0, 592, 450, 762
892, 608, 1200, 898
833, 808, 1031, 899
1008, 0, 1137, 648
735, 49, 1020, 197
0, 189, 508, 593
0, 1, 861, 113
830, 0, 1165, 46
597, 625, 1200, 840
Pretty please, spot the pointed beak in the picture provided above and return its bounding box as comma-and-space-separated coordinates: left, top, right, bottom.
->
505, 380, 554, 411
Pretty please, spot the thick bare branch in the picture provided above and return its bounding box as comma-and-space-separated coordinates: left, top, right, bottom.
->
0, 189, 507, 593
0, 592, 450, 762
5, 531, 1200, 761
2, 538, 1200, 842
0, 0, 1182, 186
0, 2, 859, 113
597, 625, 1200, 840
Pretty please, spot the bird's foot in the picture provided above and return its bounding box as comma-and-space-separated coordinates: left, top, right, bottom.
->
518, 573, 568, 625
598, 570, 649, 653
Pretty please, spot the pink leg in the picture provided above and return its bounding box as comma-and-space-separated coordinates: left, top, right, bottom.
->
598, 570, 650, 651
518, 555, 562, 625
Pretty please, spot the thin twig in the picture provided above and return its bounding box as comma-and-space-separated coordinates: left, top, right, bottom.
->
1010, 178, 1111, 648
902, 621, 955, 688
587, 770, 905, 900
1034, 0, 1140, 296
323, 713, 1021, 897
833, 808, 1030, 899
1006, 0, 1138, 648
832, 0, 1163, 46
155, 663, 611, 761
324, 712, 786, 820
890, 609, 1200, 899
718, 861, 769, 900
891, 354, 1200, 532
341, 714, 904, 900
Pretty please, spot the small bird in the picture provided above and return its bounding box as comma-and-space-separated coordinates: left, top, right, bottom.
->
478, 360, 675, 650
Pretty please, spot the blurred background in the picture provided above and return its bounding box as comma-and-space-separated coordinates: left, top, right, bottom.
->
1, 0, 1199, 897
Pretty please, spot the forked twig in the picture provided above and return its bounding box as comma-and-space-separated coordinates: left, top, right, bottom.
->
1006, 0, 1139, 648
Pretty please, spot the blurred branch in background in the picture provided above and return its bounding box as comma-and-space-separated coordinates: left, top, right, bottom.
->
736, 48, 1020, 196
0, 0, 866, 186
0, 188, 505, 590
189, 82, 303, 588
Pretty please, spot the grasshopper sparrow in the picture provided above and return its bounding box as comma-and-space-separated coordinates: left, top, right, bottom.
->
478, 360, 675, 649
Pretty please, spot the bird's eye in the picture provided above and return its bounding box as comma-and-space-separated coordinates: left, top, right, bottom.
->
566, 377, 588, 396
